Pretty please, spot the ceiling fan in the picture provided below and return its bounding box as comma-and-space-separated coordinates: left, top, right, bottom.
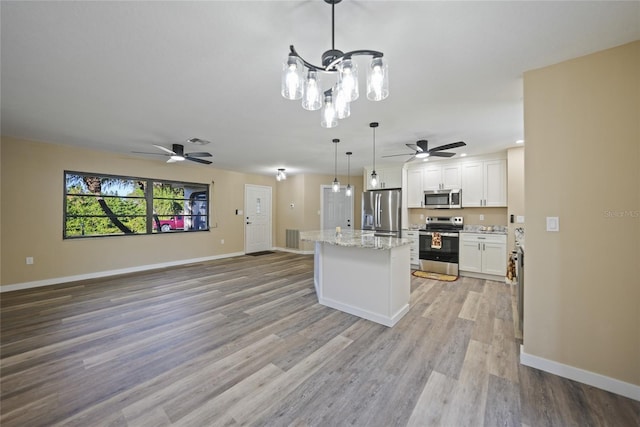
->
134, 143, 213, 165
383, 140, 467, 162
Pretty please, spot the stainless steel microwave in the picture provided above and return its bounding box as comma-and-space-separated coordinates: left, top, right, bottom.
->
424, 189, 461, 209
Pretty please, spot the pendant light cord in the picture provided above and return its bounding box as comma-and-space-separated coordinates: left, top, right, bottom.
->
331, 2, 335, 51
334, 140, 338, 179
372, 127, 376, 171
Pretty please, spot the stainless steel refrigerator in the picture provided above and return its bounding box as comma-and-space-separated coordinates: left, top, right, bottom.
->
362, 189, 402, 237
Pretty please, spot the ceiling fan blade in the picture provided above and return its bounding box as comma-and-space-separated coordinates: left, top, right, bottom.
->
429, 141, 466, 152
405, 143, 419, 151
429, 151, 456, 158
132, 151, 169, 156
153, 144, 176, 155
382, 153, 414, 158
416, 140, 429, 151
404, 155, 417, 163
185, 152, 212, 158
186, 157, 213, 165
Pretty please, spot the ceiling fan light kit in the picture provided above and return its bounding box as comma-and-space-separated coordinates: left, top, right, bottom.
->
282, 0, 388, 128
133, 141, 213, 165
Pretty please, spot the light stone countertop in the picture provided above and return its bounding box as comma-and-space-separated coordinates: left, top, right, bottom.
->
461, 225, 508, 235
300, 230, 413, 250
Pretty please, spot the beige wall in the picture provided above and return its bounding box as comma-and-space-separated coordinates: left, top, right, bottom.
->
507, 147, 525, 253
0, 137, 276, 286
277, 173, 362, 252
523, 41, 639, 386
0, 137, 365, 287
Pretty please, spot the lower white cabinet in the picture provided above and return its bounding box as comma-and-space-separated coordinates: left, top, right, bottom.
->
402, 230, 420, 267
459, 233, 507, 277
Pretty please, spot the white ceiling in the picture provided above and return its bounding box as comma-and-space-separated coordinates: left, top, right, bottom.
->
2, 1, 639, 176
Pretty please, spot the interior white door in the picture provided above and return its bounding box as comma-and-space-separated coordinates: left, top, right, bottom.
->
244, 184, 272, 253
321, 185, 355, 231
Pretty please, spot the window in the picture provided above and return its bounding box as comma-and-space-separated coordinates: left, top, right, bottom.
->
64, 171, 209, 238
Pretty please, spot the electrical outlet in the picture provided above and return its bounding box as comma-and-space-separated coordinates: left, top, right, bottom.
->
517, 215, 525, 223
26, 257, 34, 265
479, 214, 485, 221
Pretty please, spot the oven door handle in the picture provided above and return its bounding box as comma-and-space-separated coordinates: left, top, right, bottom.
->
420, 232, 459, 238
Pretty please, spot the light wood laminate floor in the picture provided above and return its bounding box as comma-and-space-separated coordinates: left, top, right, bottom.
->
1, 252, 638, 426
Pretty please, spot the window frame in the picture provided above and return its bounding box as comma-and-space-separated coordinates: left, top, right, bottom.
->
63, 170, 210, 239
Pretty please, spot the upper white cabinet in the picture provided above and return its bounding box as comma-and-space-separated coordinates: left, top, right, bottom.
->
407, 168, 424, 208
461, 159, 506, 207
364, 166, 403, 190
407, 163, 461, 207
404, 154, 507, 209
423, 164, 462, 191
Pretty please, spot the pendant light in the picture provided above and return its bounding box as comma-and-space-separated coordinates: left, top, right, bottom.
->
282, 0, 388, 128
276, 168, 287, 181
345, 151, 353, 197
369, 122, 379, 188
331, 139, 340, 192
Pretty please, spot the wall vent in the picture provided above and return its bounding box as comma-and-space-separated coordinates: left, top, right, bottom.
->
286, 229, 300, 249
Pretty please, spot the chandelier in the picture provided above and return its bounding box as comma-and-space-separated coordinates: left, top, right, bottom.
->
281, 0, 389, 128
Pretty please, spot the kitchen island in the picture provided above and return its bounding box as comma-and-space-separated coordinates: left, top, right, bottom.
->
300, 230, 412, 327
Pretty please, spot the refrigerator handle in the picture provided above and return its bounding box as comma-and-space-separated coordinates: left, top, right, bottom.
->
376, 193, 382, 227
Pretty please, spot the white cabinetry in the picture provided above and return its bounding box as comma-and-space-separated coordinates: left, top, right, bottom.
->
402, 230, 420, 267
459, 233, 507, 277
407, 169, 424, 208
423, 164, 461, 191
364, 166, 402, 190
461, 159, 506, 207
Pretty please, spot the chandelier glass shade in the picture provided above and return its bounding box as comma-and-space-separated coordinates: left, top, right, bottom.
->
281, 0, 388, 128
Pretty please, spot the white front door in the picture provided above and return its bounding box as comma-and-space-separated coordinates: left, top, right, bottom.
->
245, 184, 272, 253
321, 185, 355, 231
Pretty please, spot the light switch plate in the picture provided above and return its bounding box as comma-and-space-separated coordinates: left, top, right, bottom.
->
546, 216, 559, 232
516, 215, 525, 223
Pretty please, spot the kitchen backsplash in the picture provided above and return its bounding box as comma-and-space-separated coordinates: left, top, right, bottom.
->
407, 207, 508, 227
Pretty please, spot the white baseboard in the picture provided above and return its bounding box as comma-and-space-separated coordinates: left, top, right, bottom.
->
319, 296, 409, 328
0, 252, 245, 293
273, 246, 314, 255
520, 345, 640, 401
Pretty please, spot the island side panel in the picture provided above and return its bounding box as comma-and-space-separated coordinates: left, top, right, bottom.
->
389, 244, 411, 322
318, 242, 410, 326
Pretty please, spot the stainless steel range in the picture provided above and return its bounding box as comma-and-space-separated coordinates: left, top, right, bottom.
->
419, 216, 463, 275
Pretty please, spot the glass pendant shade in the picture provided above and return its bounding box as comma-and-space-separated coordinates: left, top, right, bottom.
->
332, 178, 340, 193
370, 170, 378, 188
281, 55, 303, 100
321, 93, 338, 128
276, 168, 286, 181
334, 84, 350, 119
338, 59, 359, 102
366, 57, 389, 101
302, 70, 322, 111
345, 184, 352, 197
